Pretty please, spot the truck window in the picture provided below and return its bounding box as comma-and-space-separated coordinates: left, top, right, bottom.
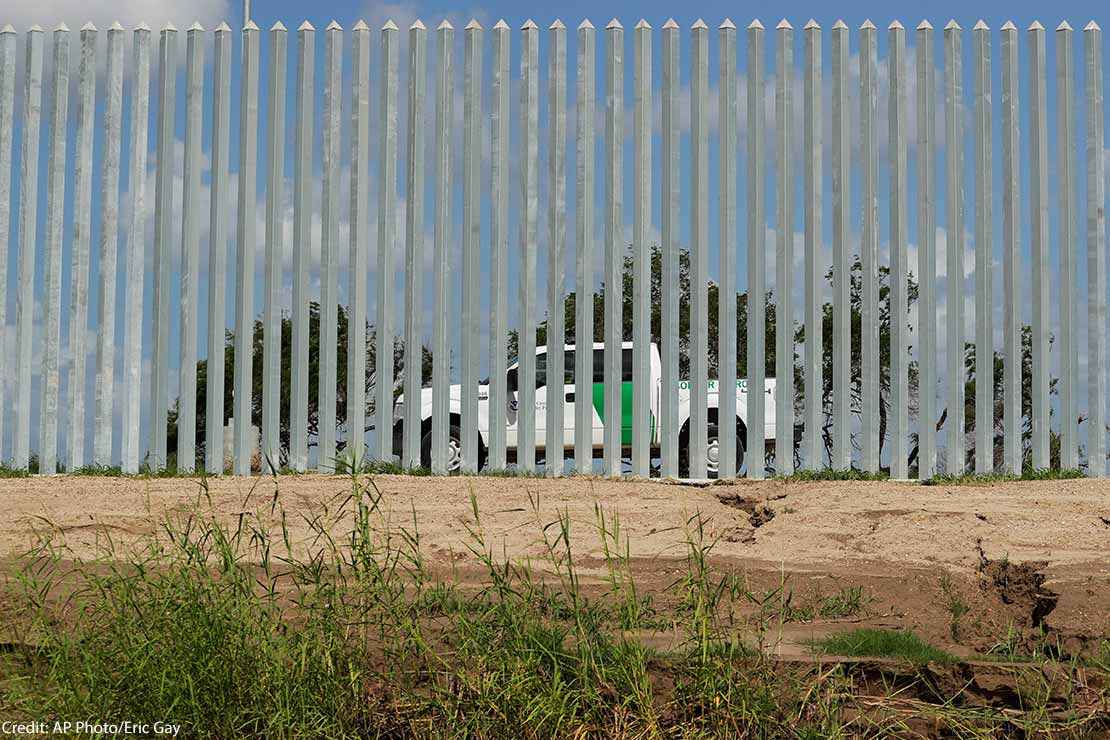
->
534, 352, 546, 388
591, 348, 634, 383
562, 351, 575, 383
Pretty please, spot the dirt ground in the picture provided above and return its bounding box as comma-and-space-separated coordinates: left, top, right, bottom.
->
0, 473, 1108, 659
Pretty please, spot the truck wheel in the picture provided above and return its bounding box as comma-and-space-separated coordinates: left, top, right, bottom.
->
420, 424, 486, 473
680, 421, 745, 479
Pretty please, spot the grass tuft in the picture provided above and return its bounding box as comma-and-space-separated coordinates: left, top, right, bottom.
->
777, 468, 890, 482
817, 628, 956, 664
924, 468, 1086, 486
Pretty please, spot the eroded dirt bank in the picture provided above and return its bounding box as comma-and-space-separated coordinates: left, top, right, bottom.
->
0, 474, 1107, 657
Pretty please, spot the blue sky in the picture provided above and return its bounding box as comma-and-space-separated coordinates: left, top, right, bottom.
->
2, 0, 1108, 466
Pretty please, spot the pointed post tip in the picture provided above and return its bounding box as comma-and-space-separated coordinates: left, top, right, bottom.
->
804, 19, 820, 30
1056, 20, 1072, 32
1085, 20, 1101, 31
80, 21, 98, 32
833, 19, 848, 30
1028, 20, 1045, 31
606, 18, 623, 30
776, 18, 793, 30
636, 19, 652, 30
437, 19, 453, 31
465, 19, 483, 30
270, 21, 286, 32
521, 19, 538, 30
297, 20, 314, 31
243, 19, 259, 31
551, 19, 566, 30
944, 19, 961, 31
748, 19, 765, 30
973, 19, 990, 31
662, 18, 679, 30
493, 19, 509, 30
860, 19, 876, 30
351, 19, 369, 31
382, 19, 398, 31
325, 20, 342, 31
214, 21, 231, 32
888, 20, 904, 30
1001, 20, 1017, 31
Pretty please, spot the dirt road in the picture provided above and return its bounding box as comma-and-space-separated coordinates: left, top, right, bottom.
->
1, 474, 1107, 656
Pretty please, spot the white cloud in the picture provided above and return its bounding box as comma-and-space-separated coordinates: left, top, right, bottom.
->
3, 0, 231, 32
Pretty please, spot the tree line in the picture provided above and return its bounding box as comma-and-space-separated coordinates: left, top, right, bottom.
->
170, 245, 1070, 474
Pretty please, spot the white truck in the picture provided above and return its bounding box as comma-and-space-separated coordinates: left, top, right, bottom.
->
392, 341, 777, 476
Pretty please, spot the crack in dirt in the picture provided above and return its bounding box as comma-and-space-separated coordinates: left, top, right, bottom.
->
975, 538, 1059, 628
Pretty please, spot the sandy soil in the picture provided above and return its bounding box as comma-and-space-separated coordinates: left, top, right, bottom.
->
1, 474, 1108, 655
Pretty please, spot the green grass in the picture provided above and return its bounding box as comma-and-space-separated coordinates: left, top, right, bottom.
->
0, 464, 31, 478
777, 468, 890, 482
817, 628, 956, 664
924, 468, 1086, 486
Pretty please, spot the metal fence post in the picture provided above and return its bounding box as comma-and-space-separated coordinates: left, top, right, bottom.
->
859, 19, 879, 474
68, 24, 97, 471
631, 18, 654, 479
973, 21, 995, 474
120, 24, 149, 474
573, 19, 596, 474
347, 21, 370, 468
520, 19, 540, 474
289, 21, 315, 471
37, 24, 70, 474
888, 20, 908, 480
0, 25, 15, 463
689, 18, 708, 478
916, 20, 937, 480
206, 23, 231, 474
1086, 21, 1107, 477
1001, 21, 1021, 475
601, 18, 623, 477
831, 19, 850, 472
374, 21, 399, 462
718, 19, 737, 478
548, 19, 568, 476
489, 19, 510, 470
802, 19, 822, 471
461, 20, 482, 473
402, 20, 427, 470
431, 20, 454, 473
944, 20, 965, 475
317, 20, 341, 471
1055, 21, 1077, 470
232, 20, 260, 476
775, 19, 794, 476
149, 24, 176, 472
262, 21, 288, 472
1028, 21, 1050, 470
659, 19, 679, 478
178, 23, 204, 473
746, 19, 766, 479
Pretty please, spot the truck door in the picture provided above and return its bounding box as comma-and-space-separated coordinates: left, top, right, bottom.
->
532, 350, 547, 451
590, 347, 636, 447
